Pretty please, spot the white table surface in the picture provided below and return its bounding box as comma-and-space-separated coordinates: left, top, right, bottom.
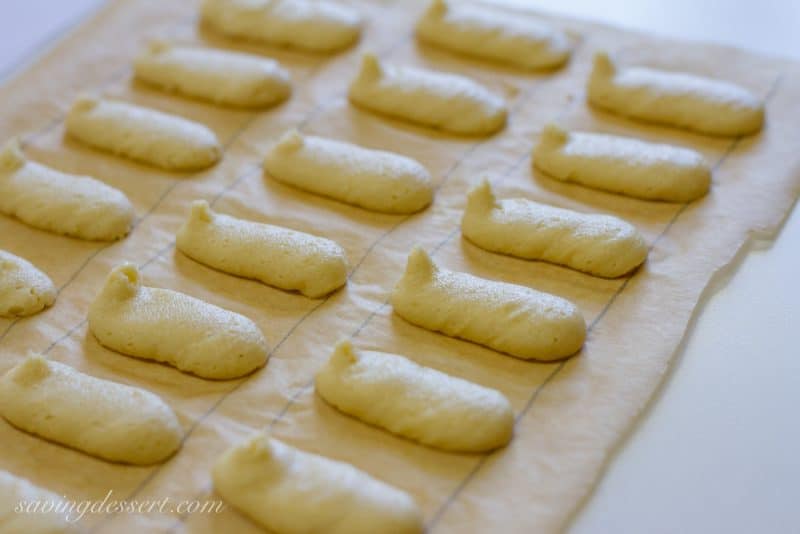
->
1, 1, 798, 533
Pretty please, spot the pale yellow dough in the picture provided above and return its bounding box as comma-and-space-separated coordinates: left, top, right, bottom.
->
533, 124, 711, 202
0, 356, 182, 465
134, 41, 291, 108
316, 340, 513, 452
0, 250, 56, 318
391, 247, 586, 360
462, 179, 648, 277
416, 0, 571, 71
348, 54, 507, 136
201, 0, 362, 53
0, 138, 134, 241
88, 264, 268, 379
65, 96, 221, 171
587, 51, 764, 136
177, 200, 348, 298
263, 129, 433, 213
0, 471, 80, 534
213, 434, 423, 534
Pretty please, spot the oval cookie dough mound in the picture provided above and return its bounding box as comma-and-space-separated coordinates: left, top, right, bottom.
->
533, 124, 711, 202
416, 0, 571, 71
0, 138, 134, 241
263, 130, 433, 214
213, 433, 423, 534
88, 264, 268, 379
177, 200, 348, 298
65, 96, 221, 171
316, 340, 513, 452
587, 52, 764, 136
0, 471, 80, 533
348, 54, 507, 136
0, 356, 182, 465
201, 0, 362, 53
0, 250, 56, 318
392, 247, 586, 361
462, 179, 648, 277
134, 41, 291, 108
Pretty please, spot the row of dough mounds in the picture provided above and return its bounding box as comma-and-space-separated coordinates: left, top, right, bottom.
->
0, 0, 761, 240
0, 0, 768, 532
0, 0, 760, 237
0, 115, 718, 321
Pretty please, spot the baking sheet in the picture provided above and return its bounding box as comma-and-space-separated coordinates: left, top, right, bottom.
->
1, 0, 799, 532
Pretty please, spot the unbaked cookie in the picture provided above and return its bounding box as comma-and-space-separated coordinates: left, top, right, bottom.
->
587, 51, 764, 136
0, 250, 56, 318
0, 356, 182, 465
201, 0, 362, 53
66, 96, 221, 171
0, 138, 134, 241
391, 247, 586, 360
533, 124, 711, 202
462, 179, 648, 277
88, 264, 268, 379
177, 200, 348, 298
416, 0, 571, 70
348, 53, 507, 135
316, 340, 513, 452
264, 130, 433, 213
134, 41, 291, 108
213, 433, 423, 534
0, 470, 79, 533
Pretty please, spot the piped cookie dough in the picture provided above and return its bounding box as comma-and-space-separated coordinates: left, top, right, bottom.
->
65, 96, 221, 171
533, 124, 711, 202
587, 51, 764, 136
0, 356, 182, 465
0, 471, 80, 533
0, 250, 56, 318
348, 54, 507, 136
88, 264, 268, 379
177, 200, 348, 298
316, 340, 513, 452
391, 247, 586, 360
462, 179, 648, 277
134, 41, 291, 108
263, 130, 433, 213
416, 0, 571, 70
213, 433, 423, 534
200, 0, 362, 53
0, 138, 134, 241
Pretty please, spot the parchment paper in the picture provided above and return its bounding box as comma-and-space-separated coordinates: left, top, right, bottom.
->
1, 1, 799, 532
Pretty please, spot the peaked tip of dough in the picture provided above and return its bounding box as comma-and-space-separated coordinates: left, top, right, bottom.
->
104, 262, 142, 298
331, 339, 359, 366
358, 53, 383, 80
239, 432, 276, 461
11, 354, 52, 385
274, 129, 305, 153
145, 39, 171, 54
466, 178, 497, 212
189, 199, 214, 222
540, 123, 569, 144
405, 246, 437, 280
71, 94, 100, 113
427, 0, 449, 16
592, 51, 616, 77
0, 137, 26, 171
